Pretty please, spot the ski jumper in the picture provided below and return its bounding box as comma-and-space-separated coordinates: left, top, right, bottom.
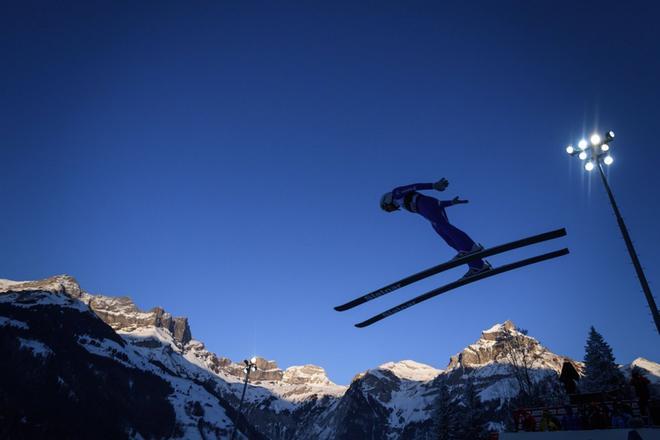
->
392, 183, 485, 269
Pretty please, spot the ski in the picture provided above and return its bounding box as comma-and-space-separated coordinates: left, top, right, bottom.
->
334, 228, 566, 312
354, 248, 569, 328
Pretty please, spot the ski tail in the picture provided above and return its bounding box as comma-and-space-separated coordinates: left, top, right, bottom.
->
354, 248, 569, 328
334, 228, 566, 312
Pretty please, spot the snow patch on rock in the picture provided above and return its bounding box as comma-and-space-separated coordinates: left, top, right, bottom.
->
0, 317, 29, 329
18, 337, 53, 358
378, 360, 443, 382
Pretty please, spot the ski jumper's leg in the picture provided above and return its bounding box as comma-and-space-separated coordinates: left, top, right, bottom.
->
432, 216, 485, 269
431, 222, 460, 250
412, 193, 485, 269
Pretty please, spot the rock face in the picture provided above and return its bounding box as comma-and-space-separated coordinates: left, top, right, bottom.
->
1, 275, 659, 440
0, 286, 178, 439
224, 357, 284, 382
282, 365, 333, 386
0, 275, 192, 345
446, 320, 566, 373
0, 274, 83, 297
86, 295, 192, 345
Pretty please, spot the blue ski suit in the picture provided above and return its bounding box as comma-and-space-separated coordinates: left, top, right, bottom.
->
392, 183, 485, 269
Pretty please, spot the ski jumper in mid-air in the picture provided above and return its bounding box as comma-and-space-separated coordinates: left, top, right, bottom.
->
334, 179, 567, 325
380, 178, 492, 278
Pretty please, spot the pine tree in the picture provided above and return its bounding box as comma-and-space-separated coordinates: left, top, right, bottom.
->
455, 378, 488, 440
434, 380, 459, 440
581, 326, 626, 394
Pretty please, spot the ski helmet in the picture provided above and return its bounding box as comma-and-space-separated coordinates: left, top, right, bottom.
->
380, 192, 399, 212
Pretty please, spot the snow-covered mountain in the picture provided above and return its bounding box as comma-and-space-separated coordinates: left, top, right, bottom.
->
1, 275, 658, 439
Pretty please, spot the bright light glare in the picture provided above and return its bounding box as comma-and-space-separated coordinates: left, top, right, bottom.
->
566, 146, 575, 154
601, 144, 610, 152
604, 155, 614, 165
579, 151, 588, 160
585, 161, 595, 171
578, 139, 588, 149
590, 134, 601, 145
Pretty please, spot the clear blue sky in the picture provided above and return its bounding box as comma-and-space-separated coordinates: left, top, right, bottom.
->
2, 1, 659, 385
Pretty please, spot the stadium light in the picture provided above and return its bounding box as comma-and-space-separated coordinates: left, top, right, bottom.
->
231, 358, 259, 439
564, 130, 659, 334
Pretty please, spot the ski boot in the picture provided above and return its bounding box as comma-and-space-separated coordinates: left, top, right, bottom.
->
452, 243, 484, 261
462, 260, 493, 279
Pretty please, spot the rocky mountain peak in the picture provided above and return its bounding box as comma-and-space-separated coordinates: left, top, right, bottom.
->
481, 320, 517, 341
282, 365, 334, 386
0, 275, 192, 345
446, 320, 554, 371
2, 274, 659, 439
223, 357, 284, 381
377, 360, 443, 382
0, 274, 83, 298
87, 294, 192, 345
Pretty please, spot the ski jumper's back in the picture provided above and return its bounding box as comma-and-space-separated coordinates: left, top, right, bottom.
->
392, 183, 452, 223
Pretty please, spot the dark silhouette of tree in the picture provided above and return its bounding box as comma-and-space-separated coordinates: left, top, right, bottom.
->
581, 326, 626, 394
455, 378, 488, 440
496, 326, 547, 404
434, 378, 459, 440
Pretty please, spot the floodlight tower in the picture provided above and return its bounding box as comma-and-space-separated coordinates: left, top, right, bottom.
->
230, 357, 258, 440
566, 131, 660, 334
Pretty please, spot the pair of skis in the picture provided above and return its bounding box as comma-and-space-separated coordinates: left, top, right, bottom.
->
334, 228, 569, 328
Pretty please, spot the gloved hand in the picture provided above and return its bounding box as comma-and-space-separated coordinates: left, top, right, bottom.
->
433, 178, 449, 191
451, 196, 469, 205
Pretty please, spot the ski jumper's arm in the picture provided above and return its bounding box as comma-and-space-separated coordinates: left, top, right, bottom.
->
391, 183, 434, 199
439, 196, 468, 208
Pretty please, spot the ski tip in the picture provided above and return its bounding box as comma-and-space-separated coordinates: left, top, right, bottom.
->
546, 227, 567, 238
355, 317, 379, 328
335, 300, 361, 312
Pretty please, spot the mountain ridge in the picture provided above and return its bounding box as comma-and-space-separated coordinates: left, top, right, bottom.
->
1, 274, 658, 439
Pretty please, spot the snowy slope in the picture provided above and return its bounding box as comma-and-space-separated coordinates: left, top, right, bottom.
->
1, 275, 658, 440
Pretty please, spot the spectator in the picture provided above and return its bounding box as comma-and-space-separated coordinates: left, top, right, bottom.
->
589, 402, 610, 429
651, 400, 660, 426
612, 400, 632, 428
599, 403, 612, 429
522, 410, 536, 432
586, 402, 600, 429
512, 409, 525, 432
578, 404, 591, 430
620, 401, 634, 420
539, 409, 560, 431
561, 406, 580, 431
611, 407, 626, 428
559, 361, 580, 395
630, 367, 650, 425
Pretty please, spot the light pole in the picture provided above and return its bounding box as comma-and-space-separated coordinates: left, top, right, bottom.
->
230, 357, 258, 440
565, 130, 660, 334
